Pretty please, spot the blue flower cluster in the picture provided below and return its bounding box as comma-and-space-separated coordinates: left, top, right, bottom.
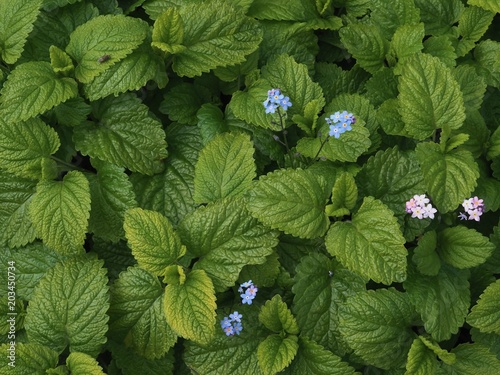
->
220, 311, 243, 336
238, 280, 258, 305
263, 88, 292, 114
326, 111, 356, 138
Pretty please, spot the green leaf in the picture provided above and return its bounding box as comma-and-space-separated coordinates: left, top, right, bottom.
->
66, 14, 149, 83
413, 0, 463, 35
151, 7, 184, 54
415, 142, 479, 212
0, 0, 42, 64
369, 0, 420, 39
50, 45, 74, 75
296, 124, 371, 163
445, 133, 470, 152
339, 23, 388, 73
169, 0, 262, 77
0, 342, 58, 374
468, 0, 500, 13
285, 337, 358, 375
124, 207, 186, 277
488, 126, 500, 160
475, 40, 500, 88
0, 171, 37, 248
356, 147, 424, 225
338, 288, 416, 369
66, 352, 105, 375
247, 168, 330, 239
258, 335, 298, 375
418, 335, 456, 365
131, 124, 202, 224
398, 54, 465, 140
325, 197, 407, 285
87, 160, 137, 242
29, 171, 90, 255
239, 252, 280, 288
292, 253, 365, 355
441, 343, 500, 374
194, 132, 256, 204
83, 43, 165, 101
405, 338, 439, 375
0, 118, 60, 179
0, 61, 78, 123
247, 0, 319, 21
259, 295, 299, 335
197, 103, 229, 144
52, 97, 91, 128
159, 82, 212, 125
457, 6, 495, 57
109, 267, 177, 359
178, 197, 278, 292
452, 65, 487, 114
467, 279, 500, 334
327, 171, 357, 215
73, 94, 168, 175
423, 35, 456, 68
390, 23, 424, 60
437, 226, 495, 269
163, 269, 216, 345
25, 257, 109, 356
412, 230, 441, 276
404, 264, 470, 342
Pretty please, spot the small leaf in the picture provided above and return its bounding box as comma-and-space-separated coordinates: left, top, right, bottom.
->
398, 54, 465, 140
259, 295, 299, 335
66, 352, 105, 375
488, 126, 500, 160
452, 65, 487, 114
405, 338, 438, 375
416, 142, 479, 213
468, 0, 500, 13
25, 258, 109, 356
247, 168, 330, 239
151, 7, 184, 54
467, 279, 500, 334
124, 207, 186, 277
163, 269, 217, 345
390, 23, 424, 60
414, 0, 463, 35
445, 133, 470, 152
437, 226, 495, 269
0, 342, 58, 373
412, 230, 440, 276
338, 288, 416, 369
0, 61, 78, 123
66, 14, 149, 83
0, 0, 42, 64
418, 335, 456, 365
194, 132, 256, 204
49, 45, 74, 75
325, 197, 407, 285
441, 343, 500, 374
258, 335, 298, 375
457, 6, 495, 57
29, 171, 90, 255
329, 172, 358, 213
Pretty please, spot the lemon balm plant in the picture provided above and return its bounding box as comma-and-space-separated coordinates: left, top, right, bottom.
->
1, 0, 500, 374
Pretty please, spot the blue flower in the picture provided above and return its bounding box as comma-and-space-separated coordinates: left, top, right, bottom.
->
221, 317, 232, 328
223, 324, 234, 336
246, 285, 258, 297
233, 322, 243, 335
329, 125, 342, 138
241, 280, 253, 288
280, 96, 292, 110
264, 89, 292, 113
229, 311, 242, 323
241, 293, 254, 305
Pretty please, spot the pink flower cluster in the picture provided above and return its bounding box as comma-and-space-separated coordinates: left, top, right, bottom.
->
405, 194, 437, 219
458, 196, 484, 222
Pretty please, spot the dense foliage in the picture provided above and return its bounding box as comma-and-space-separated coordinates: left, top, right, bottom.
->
1, 0, 500, 374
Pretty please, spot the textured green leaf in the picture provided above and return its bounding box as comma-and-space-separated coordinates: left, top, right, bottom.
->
160, 82, 212, 125
369, 0, 420, 39
328, 172, 358, 214
247, 0, 319, 21
131, 124, 202, 224
0, 171, 37, 248
178, 197, 278, 292
52, 97, 91, 128
338, 288, 416, 369
441, 343, 500, 374
247, 168, 330, 239
29, 171, 90, 255
87, 160, 137, 242
0, 0, 42, 64
339, 24, 387, 73
415, 142, 479, 212
50, 45, 74, 75
73, 94, 167, 175
390, 23, 424, 60
418, 335, 456, 365
258, 335, 298, 375
194, 132, 255, 204
412, 230, 440, 276
239, 252, 280, 288
356, 147, 424, 225
163, 269, 216, 345
25, 257, 109, 356
66, 352, 105, 375
83, 43, 165, 101
66, 14, 149, 83
404, 264, 470, 341
169, 0, 262, 77
457, 5, 495, 56
0, 342, 58, 374
365, 68, 399, 107
151, 7, 184, 54
196, 103, 229, 144
0, 118, 59, 179
488, 126, 500, 160
474, 40, 500, 88
423, 35, 457, 68
437, 226, 495, 269
405, 338, 438, 375
259, 295, 299, 335
124, 207, 186, 277
452, 65, 487, 114
414, 0, 463, 35
109, 267, 177, 359
400, 53, 465, 138
468, 0, 500, 13
467, 279, 500, 334
325, 197, 407, 285
285, 337, 358, 375
0, 61, 78, 123
292, 253, 365, 355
